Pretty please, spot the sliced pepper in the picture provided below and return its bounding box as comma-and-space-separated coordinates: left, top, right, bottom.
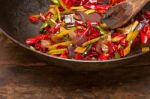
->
118, 21, 139, 34
85, 10, 96, 14
97, 26, 107, 35
114, 52, 120, 59
126, 30, 140, 42
48, 41, 72, 50
142, 47, 150, 53
82, 37, 100, 47
55, 6, 61, 22
51, 0, 60, 5
40, 22, 48, 29
48, 48, 67, 55
75, 47, 87, 53
54, 27, 76, 38
124, 42, 132, 56
71, 6, 85, 10
112, 34, 125, 42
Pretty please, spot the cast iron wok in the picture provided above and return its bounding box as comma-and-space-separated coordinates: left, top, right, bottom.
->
0, 0, 149, 71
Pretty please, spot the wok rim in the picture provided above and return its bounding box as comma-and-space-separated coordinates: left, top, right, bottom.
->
0, 27, 147, 63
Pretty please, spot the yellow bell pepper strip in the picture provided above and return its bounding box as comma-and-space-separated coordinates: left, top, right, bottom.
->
126, 30, 140, 42
51, 0, 60, 5
142, 47, 150, 53
82, 37, 101, 47
54, 27, 76, 38
112, 36, 123, 42
85, 10, 96, 14
75, 47, 87, 54
112, 34, 125, 42
48, 48, 67, 55
82, 35, 107, 47
124, 30, 140, 56
48, 41, 72, 50
46, 18, 57, 27
40, 22, 49, 29
114, 52, 120, 59
71, 6, 85, 10
100, 23, 109, 29
55, 6, 61, 22
50, 5, 61, 22
118, 21, 139, 34
124, 41, 132, 56
97, 26, 107, 35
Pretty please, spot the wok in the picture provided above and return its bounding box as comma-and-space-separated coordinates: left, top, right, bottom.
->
0, 0, 149, 71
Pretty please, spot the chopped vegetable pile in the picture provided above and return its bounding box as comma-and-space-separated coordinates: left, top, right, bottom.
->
26, 0, 150, 60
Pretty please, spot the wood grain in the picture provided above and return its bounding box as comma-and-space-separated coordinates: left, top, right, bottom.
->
0, 32, 150, 99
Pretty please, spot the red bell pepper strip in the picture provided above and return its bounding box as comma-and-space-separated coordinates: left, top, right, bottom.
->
26, 34, 51, 45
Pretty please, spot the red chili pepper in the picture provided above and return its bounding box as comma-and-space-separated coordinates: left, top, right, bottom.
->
34, 43, 41, 50
84, 4, 111, 11
143, 26, 150, 38
48, 22, 61, 33
45, 12, 52, 19
112, 33, 126, 43
98, 53, 109, 60
75, 27, 90, 37
89, 22, 100, 26
73, 0, 88, 6
84, 4, 96, 9
140, 32, 148, 44
26, 34, 51, 45
84, 51, 98, 60
117, 48, 124, 57
28, 15, 39, 24
74, 53, 83, 60
140, 26, 150, 44
57, 45, 68, 49
105, 42, 118, 57
112, 32, 120, 37
144, 11, 150, 19
88, 0, 97, 4
75, 20, 86, 27
95, 4, 111, 10
60, 52, 68, 58
120, 39, 128, 48
86, 27, 100, 40
62, 0, 74, 8
111, 0, 125, 5
34, 43, 48, 53
39, 13, 46, 21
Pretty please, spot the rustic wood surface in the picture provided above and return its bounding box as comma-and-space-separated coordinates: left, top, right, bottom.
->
1, 32, 150, 99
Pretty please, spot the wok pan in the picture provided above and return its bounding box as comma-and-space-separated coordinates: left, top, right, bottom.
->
0, 0, 149, 71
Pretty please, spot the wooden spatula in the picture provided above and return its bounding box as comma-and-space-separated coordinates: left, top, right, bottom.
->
102, 0, 150, 29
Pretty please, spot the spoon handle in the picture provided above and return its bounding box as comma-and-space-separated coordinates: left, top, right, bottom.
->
127, 0, 149, 17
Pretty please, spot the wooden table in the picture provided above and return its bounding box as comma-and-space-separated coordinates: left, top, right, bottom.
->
1, 32, 150, 99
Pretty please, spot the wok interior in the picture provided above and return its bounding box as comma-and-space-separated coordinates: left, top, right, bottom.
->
0, 0, 150, 58
0, 0, 50, 43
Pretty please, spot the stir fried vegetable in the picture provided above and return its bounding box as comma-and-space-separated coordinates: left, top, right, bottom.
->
26, 0, 150, 61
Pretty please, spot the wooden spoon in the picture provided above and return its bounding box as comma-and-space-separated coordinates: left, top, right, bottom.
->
102, 0, 150, 29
